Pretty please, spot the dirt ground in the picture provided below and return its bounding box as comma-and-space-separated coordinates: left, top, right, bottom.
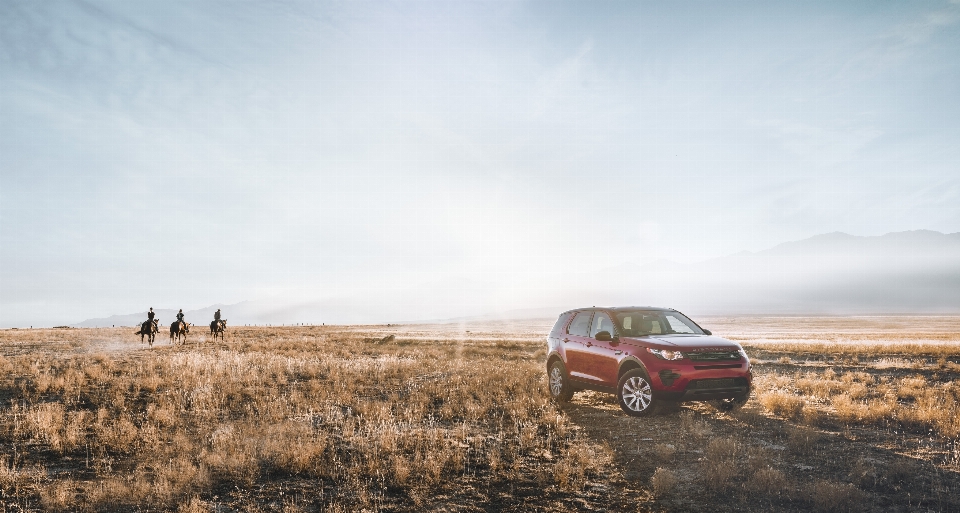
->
0, 316, 958, 512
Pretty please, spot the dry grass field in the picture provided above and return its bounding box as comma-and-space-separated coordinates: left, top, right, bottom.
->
0, 316, 958, 512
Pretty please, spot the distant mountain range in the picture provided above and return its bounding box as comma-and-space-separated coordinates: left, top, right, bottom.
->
73, 230, 960, 326
586, 230, 960, 315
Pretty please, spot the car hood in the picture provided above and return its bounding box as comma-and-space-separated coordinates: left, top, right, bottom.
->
621, 335, 740, 350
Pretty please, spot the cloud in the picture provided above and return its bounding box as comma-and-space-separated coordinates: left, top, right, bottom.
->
886, 2, 960, 51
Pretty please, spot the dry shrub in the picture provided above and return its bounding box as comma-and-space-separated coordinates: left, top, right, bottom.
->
650, 467, 678, 498
97, 413, 139, 452
846, 382, 868, 401
177, 496, 211, 513
1, 457, 45, 501
200, 431, 259, 486
896, 384, 960, 437
152, 455, 210, 503
26, 402, 65, 450
261, 421, 329, 474
787, 427, 821, 456
706, 437, 739, 461
733, 408, 766, 425
20, 401, 87, 453
146, 401, 178, 427
86, 476, 152, 509
810, 480, 864, 512
758, 363, 960, 437
390, 453, 412, 487
760, 392, 805, 420
744, 467, 787, 494
680, 411, 713, 438
39, 478, 79, 511
744, 445, 773, 473
701, 437, 739, 491
551, 442, 612, 491
832, 394, 895, 425
651, 443, 676, 461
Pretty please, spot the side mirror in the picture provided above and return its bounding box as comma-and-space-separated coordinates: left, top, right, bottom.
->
702, 329, 712, 336
595, 331, 612, 342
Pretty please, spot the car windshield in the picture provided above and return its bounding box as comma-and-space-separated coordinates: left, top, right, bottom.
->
614, 310, 704, 337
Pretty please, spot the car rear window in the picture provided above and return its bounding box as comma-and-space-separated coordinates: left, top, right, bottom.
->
551, 313, 574, 335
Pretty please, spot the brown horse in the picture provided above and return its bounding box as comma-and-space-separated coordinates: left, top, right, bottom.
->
170, 320, 189, 344
136, 319, 159, 346
210, 319, 227, 341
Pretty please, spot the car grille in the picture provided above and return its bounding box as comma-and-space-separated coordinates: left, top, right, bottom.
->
686, 351, 741, 362
689, 377, 748, 389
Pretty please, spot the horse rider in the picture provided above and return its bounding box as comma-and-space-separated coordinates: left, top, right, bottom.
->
147, 308, 157, 329
214, 309, 222, 323
176, 309, 185, 324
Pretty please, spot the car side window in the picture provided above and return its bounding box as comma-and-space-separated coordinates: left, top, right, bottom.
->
567, 311, 593, 337
590, 312, 616, 337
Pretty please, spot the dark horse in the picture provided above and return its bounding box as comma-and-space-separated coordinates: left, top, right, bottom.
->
170, 320, 190, 344
210, 319, 227, 341
137, 319, 159, 346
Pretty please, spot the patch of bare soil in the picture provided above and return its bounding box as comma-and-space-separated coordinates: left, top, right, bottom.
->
563, 394, 960, 512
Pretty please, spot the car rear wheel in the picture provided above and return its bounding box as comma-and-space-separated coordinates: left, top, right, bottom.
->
618, 369, 657, 417
548, 360, 575, 402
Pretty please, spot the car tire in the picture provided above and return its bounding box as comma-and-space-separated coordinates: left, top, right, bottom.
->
548, 360, 575, 402
709, 391, 750, 412
617, 369, 658, 417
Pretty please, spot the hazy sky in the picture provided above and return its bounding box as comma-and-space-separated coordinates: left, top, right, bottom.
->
2, 0, 959, 325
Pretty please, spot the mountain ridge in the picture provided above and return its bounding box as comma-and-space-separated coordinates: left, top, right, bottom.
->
71, 229, 960, 326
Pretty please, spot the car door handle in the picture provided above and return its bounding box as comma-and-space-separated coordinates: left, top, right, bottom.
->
563, 338, 569, 343
585, 341, 593, 347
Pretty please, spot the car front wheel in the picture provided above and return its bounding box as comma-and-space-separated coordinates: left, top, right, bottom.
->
548, 360, 575, 402
618, 369, 657, 417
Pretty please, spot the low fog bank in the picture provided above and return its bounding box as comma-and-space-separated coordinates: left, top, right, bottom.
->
70, 230, 960, 327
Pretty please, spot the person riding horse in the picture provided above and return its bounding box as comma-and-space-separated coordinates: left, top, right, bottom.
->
139, 308, 160, 346
176, 309, 189, 332
171, 309, 190, 343
210, 309, 226, 340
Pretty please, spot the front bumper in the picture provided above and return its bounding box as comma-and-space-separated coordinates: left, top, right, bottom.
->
645, 358, 752, 402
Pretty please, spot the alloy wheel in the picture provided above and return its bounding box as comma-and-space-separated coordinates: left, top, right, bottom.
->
621, 376, 653, 412
550, 365, 564, 397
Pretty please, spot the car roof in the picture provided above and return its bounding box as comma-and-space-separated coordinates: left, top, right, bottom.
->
561, 306, 675, 315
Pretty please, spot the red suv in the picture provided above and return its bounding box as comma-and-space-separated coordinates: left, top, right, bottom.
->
546, 307, 751, 416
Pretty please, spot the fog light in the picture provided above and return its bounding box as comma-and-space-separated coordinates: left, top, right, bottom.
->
659, 369, 681, 386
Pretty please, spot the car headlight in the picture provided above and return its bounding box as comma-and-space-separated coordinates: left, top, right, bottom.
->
738, 347, 749, 360
647, 348, 684, 360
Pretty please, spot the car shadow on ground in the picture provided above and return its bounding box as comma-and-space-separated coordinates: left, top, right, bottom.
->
557, 390, 960, 513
